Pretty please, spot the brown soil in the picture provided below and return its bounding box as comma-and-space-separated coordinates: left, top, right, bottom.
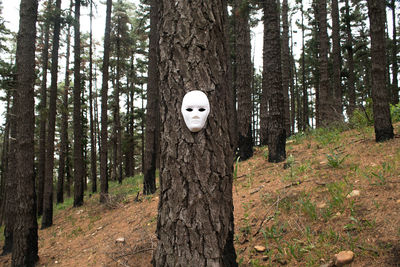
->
1, 123, 400, 266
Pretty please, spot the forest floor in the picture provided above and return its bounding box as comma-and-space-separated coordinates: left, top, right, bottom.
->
1, 122, 400, 266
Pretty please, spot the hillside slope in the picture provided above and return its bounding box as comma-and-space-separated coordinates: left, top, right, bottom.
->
1, 123, 400, 266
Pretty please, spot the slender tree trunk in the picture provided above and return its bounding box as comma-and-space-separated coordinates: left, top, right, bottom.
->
100, 0, 112, 203
301, 0, 308, 130
367, 0, 394, 142
153, 1, 237, 265
73, 0, 84, 207
57, 0, 73, 204
391, 0, 399, 104
235, 0, 253, 161
42, 0, 62, 229
281, 0, 291, 136
37, 0, 52, 217
125, 52, 135, 178
89, 0, 97, 193
2, 89, 16, 255
0, 88, 11, 226
332, 0, 343, 121
11, 0, 39, 264
345, 0, 356, 117
143, 0, 160, 195
65, 141, 71, 198
289, 20, 296, 133
141, 90, 145, 174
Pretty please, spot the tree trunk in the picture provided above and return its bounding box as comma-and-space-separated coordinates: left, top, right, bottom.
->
73, 0, 84, 207
264, 0, 286, 163
11, 0, 39, 265
391, 0, 399, 104
2, 89, 16, 255
301, 0, 308, 131
143, 0, 160, 195
235, 0, 253, 161
345, 0, 356, 118
57, 0, 73, 204
42, 0, 62, 229
317, 0, 333, 127
281, 0, 291, 136
332, 0, 343, 121
153, 1, 237, 265
100, 0, 112, 203
37, 0, 52, 217
367, 0, 394, 142
89, 0, 97, 193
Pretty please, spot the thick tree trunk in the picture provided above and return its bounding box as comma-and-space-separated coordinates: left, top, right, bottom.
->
11, 0, 39, 265
331, 0, 343, 121
100, 0, 112, 203
235, 0, 253, 161
73, 0, 84, 207
264, 0, 286, 163
143, 0, 160, 195
42, 0, 62, 229
57, 0, 73, 204
317, 0, 333, 127
153, 1, 237, 266
37, 0, 52, 217
367, 0, 394, 142
281, 0, 291, 136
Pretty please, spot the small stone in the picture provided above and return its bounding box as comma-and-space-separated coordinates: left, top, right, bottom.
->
116, 237, 125, 243
97, 226, 103, 230
76, 209, 84, 215
317, 203, 327, 209
396, 199, 400, 204
334, 251, 355, 266
346, 190, 360, 198
320, 161, 328, 165
254, 245, 266, 252
55, 261, 59, 264
335, 212, 341, 216
262, 255, 269, 261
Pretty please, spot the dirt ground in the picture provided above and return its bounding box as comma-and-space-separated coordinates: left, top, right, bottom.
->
1, 123, 400, 266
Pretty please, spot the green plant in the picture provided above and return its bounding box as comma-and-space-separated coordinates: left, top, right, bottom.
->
297, 193, 317, 220
326, 150, 348, 168
327, 182, 347, 211
390, 103, 400, 122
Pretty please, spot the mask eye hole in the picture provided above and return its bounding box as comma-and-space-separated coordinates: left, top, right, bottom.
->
186, 108, 193, 112
199, 108, 206, 112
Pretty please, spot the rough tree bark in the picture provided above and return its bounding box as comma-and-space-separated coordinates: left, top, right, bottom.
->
143, 0, 160, 195
73, 0, 84, 207
235, 0, 253, 161
263, 0, 286, 163
367, 0, 394, 142
281, 0, 291, 136
391, 0, 399, 104
11, 0, 39, 265
152, 1, 237, 266
100, 0, 112, 203
332, 0, 343, 121
42, 0, 62, 229
37, 0, 52, 217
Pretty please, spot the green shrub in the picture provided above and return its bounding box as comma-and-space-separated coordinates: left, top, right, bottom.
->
390, 103, 400, 123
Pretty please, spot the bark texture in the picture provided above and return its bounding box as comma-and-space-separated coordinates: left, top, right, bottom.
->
11, 0, 39, 265
391, 0, 399, 104
235, 0, 253, 161
281, 0, 291, 136
42, 0, 62, 229
332, 0, 343, 121
263, 0, 286, 162
73, 0, 84, 207
317, 0, 334, 126
367, 0, 394, 142
100, 0, 112, 203
153, 1, 237, 266
143, 0, 160, 194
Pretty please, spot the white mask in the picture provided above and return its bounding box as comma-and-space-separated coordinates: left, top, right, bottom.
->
181, 90, 210, 132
